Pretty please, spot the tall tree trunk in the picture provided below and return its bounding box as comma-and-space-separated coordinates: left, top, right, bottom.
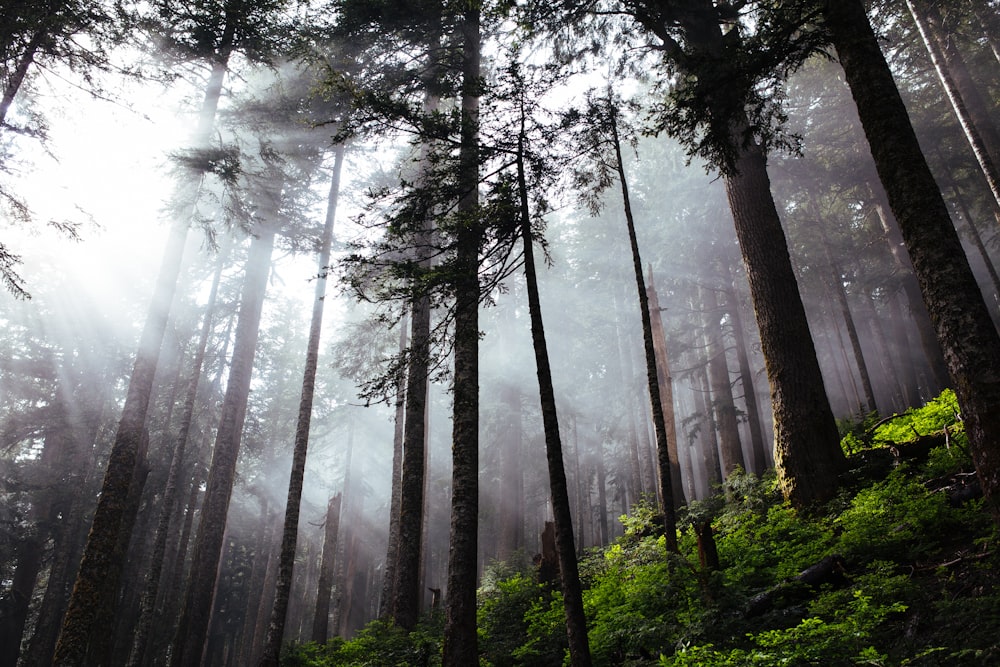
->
701, 285, 745, 479
694, 357, 724, 491
258, 144, 345, 667
607, 107, 680, 543
906, 0, 1000, 211
646, 268, 686, 507
515, 109, 593, 665
442, 6, 481, 663
310, 493, 342, 643
820, 236, 877, 415
379, 309, 408, 619
721, 129, 846, 506
824, 0, 1000, 522
53, 24, 235, 664
126, 248, 226, 667
170, 217, 278, 667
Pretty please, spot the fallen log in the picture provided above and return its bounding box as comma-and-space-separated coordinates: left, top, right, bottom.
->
745, 554, 849, 617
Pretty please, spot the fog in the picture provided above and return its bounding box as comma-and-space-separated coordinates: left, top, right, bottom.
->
2, 2, 998, 665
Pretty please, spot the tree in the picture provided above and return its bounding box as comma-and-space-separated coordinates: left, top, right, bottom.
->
905, 0, 1000, 212
508, 61, 593, 665
442, 4, 482, 663
536, 0, 847, 506
821, 0, 1000, 521
258, 143, 346, 667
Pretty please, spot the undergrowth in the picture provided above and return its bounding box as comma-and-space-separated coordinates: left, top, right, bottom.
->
283, 390, 998, 666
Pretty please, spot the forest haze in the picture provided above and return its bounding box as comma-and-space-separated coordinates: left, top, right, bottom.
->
1, 1, 999, 665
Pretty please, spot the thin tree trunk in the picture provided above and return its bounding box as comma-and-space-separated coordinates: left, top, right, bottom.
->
906, 0, 1000, 211
824, 0, 1000, 522
442, 6, 481, 663
258, 144, 345, 667
515, 110, 593, 664
870, 187, 950, 390
0, 1, 53, 130
820, 233, 877, 415
170, 217, 277, 667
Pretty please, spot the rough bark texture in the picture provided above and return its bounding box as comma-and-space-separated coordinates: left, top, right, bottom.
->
442, 6, 481, 664
723, 136, 846, 506
53, 27, 233, 664
516, 115, 593, 665
170, 219, 277, 667
259, 146, 344, 667
391, 239, 432, 631
824, 0, 1000, 521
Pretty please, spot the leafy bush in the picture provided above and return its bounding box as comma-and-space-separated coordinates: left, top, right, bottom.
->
281, 617, 443, 667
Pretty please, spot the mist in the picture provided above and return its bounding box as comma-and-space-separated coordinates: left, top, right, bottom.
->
1, 1, 999, 665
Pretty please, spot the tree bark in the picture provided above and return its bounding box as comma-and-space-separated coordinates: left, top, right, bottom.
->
723, 264, 768, 474
824, 0, 1000, 522
701, 285, 746, 479
126, 247, 225, 667
442, 6, 481, 664
379, 309, 408, 619
170, 217, 277, 667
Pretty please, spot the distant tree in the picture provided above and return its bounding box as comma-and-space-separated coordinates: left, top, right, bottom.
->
905, 0, 1000, 211
821, 0, 1000, 523
570, 90, 681, 549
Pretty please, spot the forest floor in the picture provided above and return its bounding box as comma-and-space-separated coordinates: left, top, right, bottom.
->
285, 389, 999, 666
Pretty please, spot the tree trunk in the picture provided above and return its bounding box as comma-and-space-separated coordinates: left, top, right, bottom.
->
646, 268, 686, 507
906, 0, 1000, 211
53, 24, 234, 663
516, 126, 593, 662
311, 493, 342, 644
723, 264, 768, 474
608, 108, 681, 545
824, 0, 1000, 522
258, 144, 345, 667
126, 247, 225, 667
170, 217, 277, 667
820, 235, 877, 415
498, 382, 524, 561
442, 6, 481, 664
721, 130, 846, 506
701, 285, 746, 479
379, 309, 408, 619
